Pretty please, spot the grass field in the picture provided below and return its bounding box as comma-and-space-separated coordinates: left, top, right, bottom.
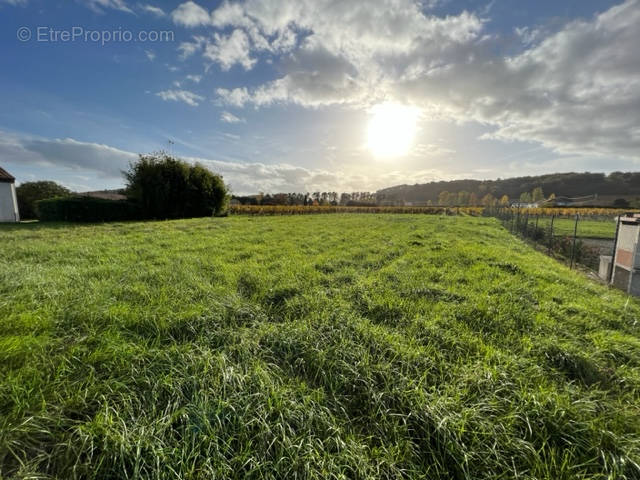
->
1, 215, 639, 479
532, 217, 618, 239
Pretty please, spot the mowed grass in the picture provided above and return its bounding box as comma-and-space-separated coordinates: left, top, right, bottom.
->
531, 217, 617, 239
1, 215, 639, 479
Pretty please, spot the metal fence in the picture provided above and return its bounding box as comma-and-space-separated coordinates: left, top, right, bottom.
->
484, 206, 619, 272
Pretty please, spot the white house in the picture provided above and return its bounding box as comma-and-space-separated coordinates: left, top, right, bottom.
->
0, 166, 20, 222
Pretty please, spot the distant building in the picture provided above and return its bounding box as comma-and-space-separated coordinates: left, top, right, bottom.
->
510, 201, 540, 209
0, 166, 19, 222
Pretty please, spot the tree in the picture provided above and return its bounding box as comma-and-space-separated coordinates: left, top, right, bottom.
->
531, 187, 545, 202
482, 193, 496, 206
16, 181, 71, 219
613, 198, 630, 208
499, 195, 510, 206
519, 191, 532, 203
438, 191, 450, 206
124, 153, 228, 219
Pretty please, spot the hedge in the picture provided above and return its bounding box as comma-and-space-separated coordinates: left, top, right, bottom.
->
36, 196, 143, 222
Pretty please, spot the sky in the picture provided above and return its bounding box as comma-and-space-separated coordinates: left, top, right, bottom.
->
0, 0, 638, 194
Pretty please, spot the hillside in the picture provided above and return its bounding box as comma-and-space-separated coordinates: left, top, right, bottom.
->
377, 172, 640, 205
1, 215, 639, 479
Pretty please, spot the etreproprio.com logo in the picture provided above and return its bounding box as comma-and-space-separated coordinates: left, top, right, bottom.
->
17, 26, 175, 46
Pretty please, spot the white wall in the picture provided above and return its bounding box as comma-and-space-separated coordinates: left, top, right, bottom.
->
0, 182, 19, 222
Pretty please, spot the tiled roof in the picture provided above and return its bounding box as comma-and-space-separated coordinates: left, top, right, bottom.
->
0, 166, 15, 183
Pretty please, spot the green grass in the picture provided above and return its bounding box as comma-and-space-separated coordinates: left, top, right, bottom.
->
531, 217, 617, 239
1, 215, 639, 479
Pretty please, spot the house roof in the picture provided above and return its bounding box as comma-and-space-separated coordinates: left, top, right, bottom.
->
0, 166, 15, 183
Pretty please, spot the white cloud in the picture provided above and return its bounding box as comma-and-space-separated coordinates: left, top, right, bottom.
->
80, 0, 133, 13
208, 0, 640, 161
139, 3, 165, 17
400, 0, 640, 160
203, 29, 256, 71
0, 0, 28, 6
171, 1, 211, 27
156, 89, 204, 106
0, 130, 454, 194
185, 74, 202, 83
215, 87, 250, 107
178, 36, 206, 60
0, 130, 136, 180
220, 111, 245, 123
145, 49, 156, 61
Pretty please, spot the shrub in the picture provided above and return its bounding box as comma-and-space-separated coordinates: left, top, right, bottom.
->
36, 196, 142, 222
16, 181, 71, 219
124, 154, 229, 219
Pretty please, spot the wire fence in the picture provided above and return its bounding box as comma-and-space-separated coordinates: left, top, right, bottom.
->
484, 206, 619, 272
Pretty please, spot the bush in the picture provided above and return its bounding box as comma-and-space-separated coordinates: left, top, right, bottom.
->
124, 154, 229, 219
16, 181, 71, 219
36, 196, 142, 222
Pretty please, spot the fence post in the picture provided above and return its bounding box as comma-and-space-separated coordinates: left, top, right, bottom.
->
608, 215, 622, 284
569, 214, 579, 269
548, 215, 555, 254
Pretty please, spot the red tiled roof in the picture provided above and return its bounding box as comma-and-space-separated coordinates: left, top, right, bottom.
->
0, 166, 15, 183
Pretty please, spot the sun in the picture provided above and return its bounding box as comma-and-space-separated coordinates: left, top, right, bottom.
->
366, 103, 420, 158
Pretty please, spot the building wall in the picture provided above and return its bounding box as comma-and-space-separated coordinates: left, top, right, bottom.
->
0, 183, 19, 222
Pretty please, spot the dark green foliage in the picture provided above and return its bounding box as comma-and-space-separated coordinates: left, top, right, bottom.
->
125, 154, 229, 219
614, 198, 631, 208
36, 196, 142, 222
378, 171, 640, 204
16, 180, 71, 219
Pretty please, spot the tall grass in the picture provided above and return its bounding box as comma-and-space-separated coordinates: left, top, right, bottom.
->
1, 215, 639, 479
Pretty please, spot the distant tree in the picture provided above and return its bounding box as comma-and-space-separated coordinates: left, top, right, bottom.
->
613, 198, 630, 208
499, 195, 510, 206
438, 191, 450, 206
519, 191, 532, 203
482, 193, 496, 206
124, 153, 228, 219
16, 180, 71, 219
457, 191, 470, 205
531, 187, 545, 202
469, 192, 479, 206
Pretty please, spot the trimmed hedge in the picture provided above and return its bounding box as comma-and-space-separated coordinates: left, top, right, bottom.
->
36, 196, 142, 222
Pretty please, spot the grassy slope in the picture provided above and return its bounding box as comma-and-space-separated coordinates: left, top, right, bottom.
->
1, 215, 639, 479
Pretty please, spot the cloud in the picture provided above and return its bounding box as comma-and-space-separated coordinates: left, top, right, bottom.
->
185, 74, 202, 83
80, 0, 133, 14
156, 89, 204, 106
0, 0, 28, 6
145, 49, 156, 61
139, 3, 165, 17
208, 0, 640, 161
203, 29, 256, 70
0, 131, 136, 180
220, 111, 245, 123
171, 1, 211, 27
400, 0, 640, 160
216, 87, 250, 107
211, 0, 483, 106
178, 36, 206, 59
0, 130, 455, 194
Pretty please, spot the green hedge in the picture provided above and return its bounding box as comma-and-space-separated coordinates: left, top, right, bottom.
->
36, 196, 143, 222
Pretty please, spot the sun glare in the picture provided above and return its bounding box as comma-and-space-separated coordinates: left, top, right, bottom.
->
367, 103, 420, 158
